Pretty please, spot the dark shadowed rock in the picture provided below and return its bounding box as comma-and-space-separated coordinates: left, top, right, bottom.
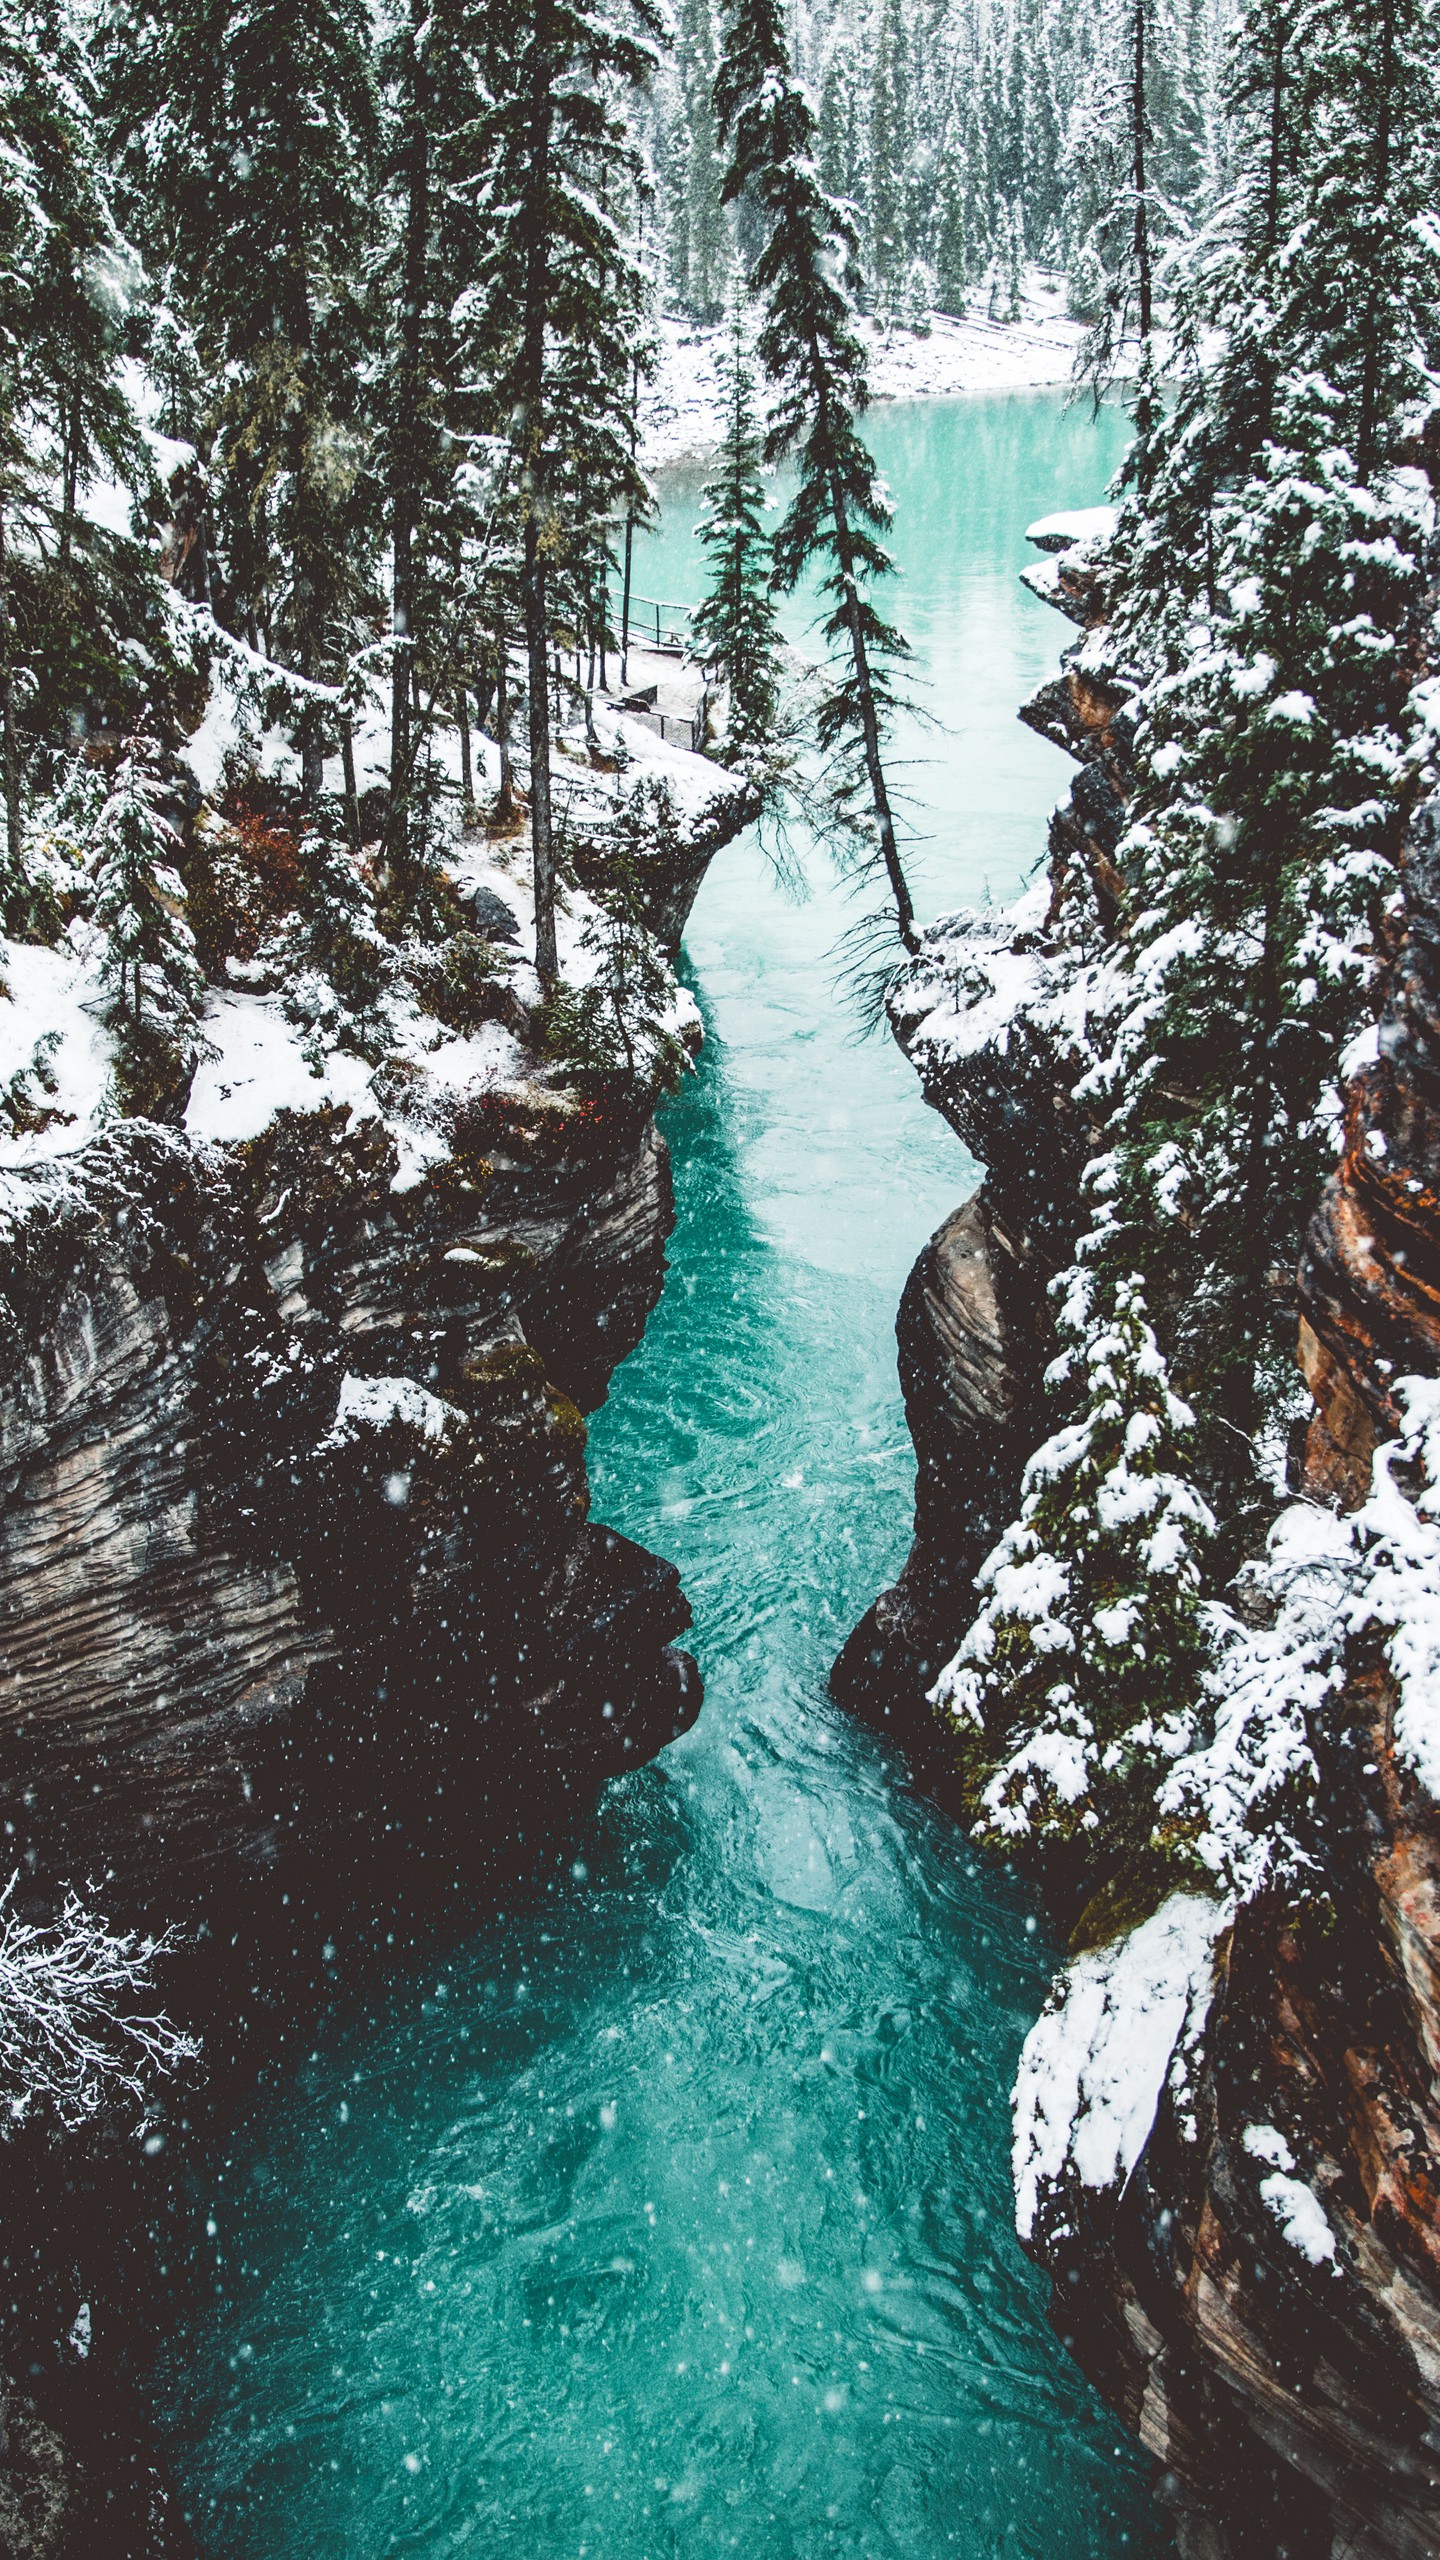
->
468, 885, 522, 943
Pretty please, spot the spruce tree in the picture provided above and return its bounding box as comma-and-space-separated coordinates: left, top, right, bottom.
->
933, 136, 971, 318
673, 0, 728, 320
715, 0, 919, 952
868, 0, 911, 320
1072, 0, 1161, 409
0, 1, 140, 862
817, 40, 865, 212
690, 301, 784, 768
104, 0, 376, 789
926, 0, 1440, 1897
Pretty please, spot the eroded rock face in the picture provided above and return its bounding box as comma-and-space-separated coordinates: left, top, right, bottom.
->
1042, 1716, 1440, 2560
833, 896, 1098, 1738
0, 1088, 698, 1942
832, 1189, 1047, 1734
834, 545, 1131, 1744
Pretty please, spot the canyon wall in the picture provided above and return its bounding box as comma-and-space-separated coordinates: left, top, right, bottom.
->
0, 1088, 698, 1949
839, 521, 1440, 2555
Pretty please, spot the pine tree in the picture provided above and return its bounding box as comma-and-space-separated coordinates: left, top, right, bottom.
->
715, 0, 919, 952
933, 132, 971, 317
547, 781, 686, 1090
104, 0, 376, 787
664, 111, 693, 310
933, 1265, 1214, 1864
474, 0, 660, 982
817, 38, 864, 211
1287, 0, 1438, 482
91, 746, 204, 1117
1021, 5, 1066, 257
1070, 0, 1163, 415
689, 300, 785, 767
926, 0, 1440, 1897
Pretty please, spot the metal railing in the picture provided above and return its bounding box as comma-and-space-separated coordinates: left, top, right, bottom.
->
623, 705, 700, 752
623, 595, 693, 654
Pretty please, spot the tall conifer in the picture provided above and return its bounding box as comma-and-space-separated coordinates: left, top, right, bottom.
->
475, 0, 659, 979
715, 0, 919, 952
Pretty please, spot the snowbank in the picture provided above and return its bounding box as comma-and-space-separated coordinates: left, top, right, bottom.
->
185, 993, 374, 1148
319, 1372, 465, 1450
642, 278, 1085, 466
0, 937, 115, 1167
1025, 505, 1118, 554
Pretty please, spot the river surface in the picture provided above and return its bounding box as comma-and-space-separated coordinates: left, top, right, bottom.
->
155, 390, 1171, 2557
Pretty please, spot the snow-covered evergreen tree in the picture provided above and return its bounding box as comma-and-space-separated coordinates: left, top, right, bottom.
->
716, 0, 919, 951
545, 783, 685, 1089
934, 1262, 1214, 1866
689, 301, 784, 769
473, 0, 660, 979
926, 0, 1440, 1915
91, 745, 203, 1116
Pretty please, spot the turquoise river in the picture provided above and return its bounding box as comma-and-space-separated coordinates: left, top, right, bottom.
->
155, 387, 1174, 2558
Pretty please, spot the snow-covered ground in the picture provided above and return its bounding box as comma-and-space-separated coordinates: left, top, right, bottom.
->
641, 275, 1085, 468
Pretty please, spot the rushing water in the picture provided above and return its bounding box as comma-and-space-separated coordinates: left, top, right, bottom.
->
155, 390, 1171, 2558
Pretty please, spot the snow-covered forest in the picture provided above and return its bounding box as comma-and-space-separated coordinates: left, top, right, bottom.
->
0, 0, 1232, 1013
655, 0, 1228, 328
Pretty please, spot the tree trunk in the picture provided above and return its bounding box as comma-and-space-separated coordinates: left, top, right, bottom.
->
389, 0, 431, 885
823, 450, 918, 954
1132, 0, 1152, 344
59, 386, 80, 568
0, 505, 20, 905
525, 518, 558, 977
458, 687, 473, 802
519, 13, 558, 978
621, 512, 635, 688
496, 652, 515, 821
301, 716, 325, 810
341, 724, 362, 850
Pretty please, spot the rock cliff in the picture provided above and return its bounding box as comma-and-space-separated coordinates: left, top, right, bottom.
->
1037, 792, 1440, 2560
832, 545, 1123, 1751
839, 511, 1440, 2555
0, 1087, 697, 1944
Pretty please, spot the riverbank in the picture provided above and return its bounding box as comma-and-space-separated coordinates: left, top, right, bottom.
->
0, 650, 763, 2549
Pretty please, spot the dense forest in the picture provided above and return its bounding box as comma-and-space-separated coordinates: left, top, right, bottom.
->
917, 0, 1439, 1931
0, 0, 1233, 1070
657, 0, 1228, 326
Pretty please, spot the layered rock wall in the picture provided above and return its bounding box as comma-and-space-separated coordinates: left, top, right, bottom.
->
1042, 799, 1440, 2559
0, 1088, 697, 1946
